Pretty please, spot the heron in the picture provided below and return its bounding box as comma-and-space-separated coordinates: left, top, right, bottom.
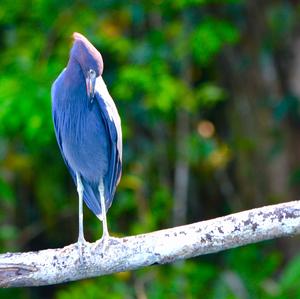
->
51, 32, 122, 256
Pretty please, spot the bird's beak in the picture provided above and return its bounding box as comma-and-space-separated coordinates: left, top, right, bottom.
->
86, 69, 96, 103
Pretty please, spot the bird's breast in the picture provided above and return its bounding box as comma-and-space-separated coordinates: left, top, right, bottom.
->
60, 100, 109, 183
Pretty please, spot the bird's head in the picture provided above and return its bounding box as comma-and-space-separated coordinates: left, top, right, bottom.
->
70, 32, 104, 103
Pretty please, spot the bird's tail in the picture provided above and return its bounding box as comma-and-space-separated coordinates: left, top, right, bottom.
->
81, 178, 112, 221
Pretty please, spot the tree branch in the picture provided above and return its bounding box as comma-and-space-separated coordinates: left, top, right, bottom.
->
1, 201, 300, 288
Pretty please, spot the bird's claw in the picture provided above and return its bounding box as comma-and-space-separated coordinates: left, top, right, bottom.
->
77, 238, 88, 263
93, 235, 110, 257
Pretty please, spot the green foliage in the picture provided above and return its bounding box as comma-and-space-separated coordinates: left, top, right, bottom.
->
279, 253, 300, 297
114, 63, 182, 114
56, 276, 134, 299
226, 244, 281, 296
0, 0, 299, 298
195, 83, 226, 108
171, 0, 242, 9
192, 18, 239, 65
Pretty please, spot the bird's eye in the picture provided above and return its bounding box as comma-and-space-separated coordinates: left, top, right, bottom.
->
88, 69, 96, 78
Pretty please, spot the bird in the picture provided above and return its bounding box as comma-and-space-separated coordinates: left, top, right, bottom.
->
51, 32, 122, 256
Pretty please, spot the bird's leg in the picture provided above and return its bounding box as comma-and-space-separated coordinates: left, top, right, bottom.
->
76, 172, 86, 261
99, 178, 109, 238
98, 178, 110, 252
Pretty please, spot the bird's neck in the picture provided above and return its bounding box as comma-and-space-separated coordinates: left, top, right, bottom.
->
61, 57, 89, 111
65, 56, 83, 84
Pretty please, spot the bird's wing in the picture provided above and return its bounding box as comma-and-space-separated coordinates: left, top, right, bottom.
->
95, 76, 122, 208
51, 71, 76, 183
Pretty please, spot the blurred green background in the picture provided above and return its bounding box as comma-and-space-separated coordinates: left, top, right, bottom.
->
1, 0, 300, 298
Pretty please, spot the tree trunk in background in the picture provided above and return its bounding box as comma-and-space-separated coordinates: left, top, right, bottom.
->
277, 31, 300, 258
172, 11, 192, 227
221, 1, 274, 209
221, 0, 290, 208
221, 0, 300, 258
173, 109, 189, 226
286, 35, 300, 199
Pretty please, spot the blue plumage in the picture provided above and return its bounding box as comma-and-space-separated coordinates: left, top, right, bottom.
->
51, 33, 122, 224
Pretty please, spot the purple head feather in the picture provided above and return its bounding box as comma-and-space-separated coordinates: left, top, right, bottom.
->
70, 32, 103, 77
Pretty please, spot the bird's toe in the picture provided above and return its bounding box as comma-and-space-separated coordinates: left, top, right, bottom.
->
93, 235, 112, 257
76, 239, 88, 263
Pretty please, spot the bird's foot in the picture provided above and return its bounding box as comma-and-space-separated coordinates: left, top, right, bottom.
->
77, 237, 88, 263
93, 234, 110, 257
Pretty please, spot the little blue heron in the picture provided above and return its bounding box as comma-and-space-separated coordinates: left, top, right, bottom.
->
51, 33, 122, 255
